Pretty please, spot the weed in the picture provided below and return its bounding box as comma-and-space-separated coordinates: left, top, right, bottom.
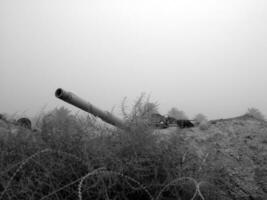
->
2, 100, 265, 199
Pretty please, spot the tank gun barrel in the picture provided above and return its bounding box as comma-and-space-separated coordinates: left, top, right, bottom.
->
55, 88, 127, 130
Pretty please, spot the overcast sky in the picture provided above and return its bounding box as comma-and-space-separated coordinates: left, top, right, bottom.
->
1, 0, 267, 119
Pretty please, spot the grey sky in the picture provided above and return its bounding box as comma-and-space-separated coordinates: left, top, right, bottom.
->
1, 0, 267, 119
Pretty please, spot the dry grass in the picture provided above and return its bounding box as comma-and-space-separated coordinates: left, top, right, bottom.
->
0, 99, 266, 199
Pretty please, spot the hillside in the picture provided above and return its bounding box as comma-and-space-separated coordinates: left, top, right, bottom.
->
0, 113, 267, 199
183, 114, 267, 199
152, 114, 267, 199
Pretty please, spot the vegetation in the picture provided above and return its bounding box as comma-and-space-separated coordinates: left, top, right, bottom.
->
167, 108, 188, 120
194, 114, 209, 130
194, 113, 208, 124
0, 100, 266, 199
247, 107, 265, 121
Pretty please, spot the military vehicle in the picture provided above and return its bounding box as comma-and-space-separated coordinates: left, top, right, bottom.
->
0, 114, 32, 130
55, 88, 128, 130
55, 88, 194, 129
150, 114, 195, 128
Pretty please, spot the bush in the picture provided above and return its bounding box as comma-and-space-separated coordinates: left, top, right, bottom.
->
199, 120, 209, 130
40, 107, 88, 154
1, 98, 242, 200
168, 108, 188, 120
194, 113, 209, 130
121, 93, 159, 127
194, 113, 208, 124
247, 108, 265, 121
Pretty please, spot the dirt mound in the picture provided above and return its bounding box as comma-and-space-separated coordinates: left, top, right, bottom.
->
181, 115, 267, 199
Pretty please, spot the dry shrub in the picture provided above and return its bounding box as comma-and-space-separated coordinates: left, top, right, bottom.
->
121, 93, 159, 127
199, 120, 209, 130
168, 107, 188, 120
0, 96, 240, 200
247, 108, 265, 121
194, 113, 208, 124
40, 107, 89, 154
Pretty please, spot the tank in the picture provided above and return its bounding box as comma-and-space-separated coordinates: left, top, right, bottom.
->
55, 88, 127, 130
